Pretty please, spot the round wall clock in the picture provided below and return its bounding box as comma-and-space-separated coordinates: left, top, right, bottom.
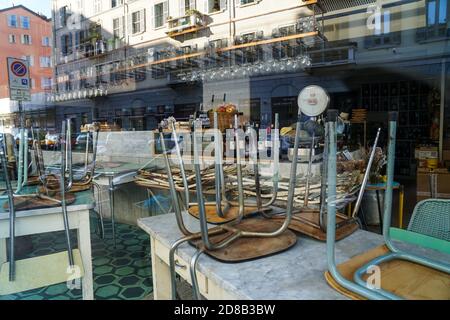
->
298, 85, 330, 117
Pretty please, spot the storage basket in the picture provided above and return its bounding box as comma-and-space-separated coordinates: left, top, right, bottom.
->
207, 111, 237, 132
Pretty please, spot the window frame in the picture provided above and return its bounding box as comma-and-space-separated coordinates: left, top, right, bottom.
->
9, 34, 16, 44
207, 0, 226, 14
154, 2, 168, 29
239, 0, 257, 6
21, 34, 32, 45
22, 55, 34, 67
8, 15, 18, 28
20, 16, 30, 29
427, 0, 449, 26
42, 36, 51, 47
94, 0, 103, 14
179, 0, 196, 16
113, 16, 125, 38
112, 0, 124, 8
41, 77, 52, 90
40, 56, 52, 68
132, 10, 146, 34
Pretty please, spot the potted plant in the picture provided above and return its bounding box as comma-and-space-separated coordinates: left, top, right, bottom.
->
186, 9, 201, 25
107, 38, 116, 51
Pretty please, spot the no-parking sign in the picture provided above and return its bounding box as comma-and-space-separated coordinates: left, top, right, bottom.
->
7, 57, 31, 101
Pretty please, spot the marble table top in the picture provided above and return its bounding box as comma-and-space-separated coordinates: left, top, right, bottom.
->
139, 212, 450, 300
140, 213, 368, 300
0, 187, 95, 220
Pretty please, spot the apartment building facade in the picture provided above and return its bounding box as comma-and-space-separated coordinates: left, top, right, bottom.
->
52, 0, 326, 129
52, 0, 449, 176
0, 5, 54, 133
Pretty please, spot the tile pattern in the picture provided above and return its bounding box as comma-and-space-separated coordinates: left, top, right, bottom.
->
0, 218, 152, 300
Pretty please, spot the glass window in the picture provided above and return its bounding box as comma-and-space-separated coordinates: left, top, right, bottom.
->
20, 16, 30, 29
21, 34, 32, 45
154, 2, 168, 28
427, 0, 448, 26
111, 0, 118, 8
180, 0, 196, 16
40, 56, 52, 68
208, 0, 225, 13
438, 0, 447, 23
94, 0, 102, 13
113, 17, 124, 38
50, 1, 450, 181
132, 11, 146, 34
42, 36, 51, 46
22, 55, 34, 66
61, 33, 73, 55
8, 15, 17, 28
8, 34, 16, 43
428, 1, 437, 25
41, 77, 52, 89
59, 6, 68, 27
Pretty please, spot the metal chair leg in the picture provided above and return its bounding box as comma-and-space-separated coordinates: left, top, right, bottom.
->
190, 249, 204, 300
92, 181, 105, 239
109, 176, 116, 247
376, 190, 383, 234
60, 120, 75, 267
169, 235, 200, 300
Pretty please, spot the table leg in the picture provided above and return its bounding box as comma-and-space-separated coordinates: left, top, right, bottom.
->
78, 210, 94, 300
376, 190, 383, 234
151, 237, 171, 300
109, 176, 116, 247
359, 208, 369, 231
0, 238, 6, 266
399, 186, 405, 229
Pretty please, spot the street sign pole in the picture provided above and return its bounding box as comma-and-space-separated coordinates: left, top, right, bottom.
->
7, 57, 31, 193
6, 57, 31, 282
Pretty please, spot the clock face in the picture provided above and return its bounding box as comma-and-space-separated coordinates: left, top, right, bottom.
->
298, 85, 330, 117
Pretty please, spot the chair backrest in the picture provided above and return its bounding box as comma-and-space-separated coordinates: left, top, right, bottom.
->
408, 199, 450, 242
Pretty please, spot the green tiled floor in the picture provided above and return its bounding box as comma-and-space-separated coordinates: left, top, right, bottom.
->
0, 218, 153, 300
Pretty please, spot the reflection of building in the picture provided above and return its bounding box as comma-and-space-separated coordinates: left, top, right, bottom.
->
52, 0, 326, 129
52, 0, 449, 175
0, 5, 54, 133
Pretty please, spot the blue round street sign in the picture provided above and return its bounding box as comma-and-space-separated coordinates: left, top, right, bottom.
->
11, 61, 27, 77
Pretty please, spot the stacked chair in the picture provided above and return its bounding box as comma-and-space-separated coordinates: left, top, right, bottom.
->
160, 112, 302, 300
325, 111, 450, 300
0, 119, 100, 281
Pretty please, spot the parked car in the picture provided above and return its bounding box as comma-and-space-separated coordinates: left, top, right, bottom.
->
75, 132, 94, 151
14, 130, 46, 147
45, 133, 60, 150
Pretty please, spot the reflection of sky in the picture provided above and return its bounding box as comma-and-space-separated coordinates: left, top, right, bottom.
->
428, 0, 448, 25
0, 0, 52, 18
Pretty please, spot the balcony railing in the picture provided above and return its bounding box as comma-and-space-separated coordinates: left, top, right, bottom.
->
364, 31, 401, 49
167, 11, 206, 37
416, 25, 450, 43
309, 43, 357, 67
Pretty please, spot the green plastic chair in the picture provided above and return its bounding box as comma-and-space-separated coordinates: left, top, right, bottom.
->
408, 199, 450, 242
389, 199, 450, 255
